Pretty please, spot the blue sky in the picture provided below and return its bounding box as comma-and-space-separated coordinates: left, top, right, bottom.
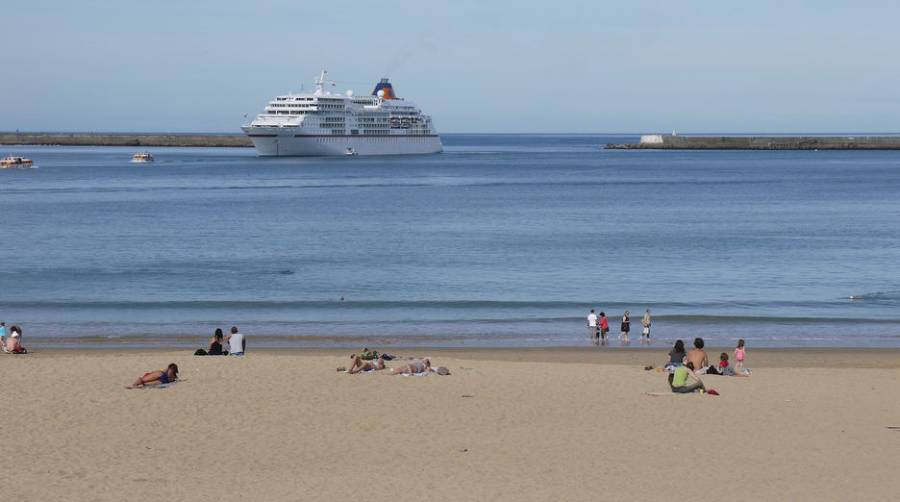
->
2, 0, 899, 133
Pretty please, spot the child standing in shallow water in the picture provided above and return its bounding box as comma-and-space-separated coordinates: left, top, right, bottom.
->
734, 339, 746, 373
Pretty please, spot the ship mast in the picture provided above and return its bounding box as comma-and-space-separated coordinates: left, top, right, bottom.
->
314, 69, 327, 96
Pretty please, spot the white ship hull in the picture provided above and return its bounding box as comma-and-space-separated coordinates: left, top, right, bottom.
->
243, 72, 442, 157
244, 131, 443, 157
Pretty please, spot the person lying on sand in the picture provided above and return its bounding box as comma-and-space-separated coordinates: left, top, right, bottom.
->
340, 354, 386, 374
127, 363, 179, 388
389, 357, 432, 375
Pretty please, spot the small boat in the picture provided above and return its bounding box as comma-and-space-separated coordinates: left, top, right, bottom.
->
344, 147, 357, 156
1, 155, 34, 168
131, 152, 154, 163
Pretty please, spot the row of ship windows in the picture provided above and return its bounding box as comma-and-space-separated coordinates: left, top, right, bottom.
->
316, 130, 433, 135
273, 97, 345, 102
312, 136, 434, 142
270, 104, 344, 110
269, 104, 317, 109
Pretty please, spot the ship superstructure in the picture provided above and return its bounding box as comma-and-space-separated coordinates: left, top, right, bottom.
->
241, 71, 442, 156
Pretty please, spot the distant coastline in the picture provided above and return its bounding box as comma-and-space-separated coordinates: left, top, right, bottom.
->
7, 131, 900, 150
0, 132, 252, 148
607, 134, 900, 150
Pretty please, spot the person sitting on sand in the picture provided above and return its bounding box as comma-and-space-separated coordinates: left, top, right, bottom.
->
226, 326, 245, 356
208, 328, 228, 355
718, 352, 748, 377
343, 354, 386, 374
686, 337, 709, 373
664, 339, 686, 371
718, 352, 735, 376
127, 363, 179, 388
6, 326, 27, 354
669, 362, 706, 393
389, 357, 431, 375
195, 329, 229, 356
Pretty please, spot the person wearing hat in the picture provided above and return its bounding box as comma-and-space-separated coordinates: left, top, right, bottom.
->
226, 326, 246, 356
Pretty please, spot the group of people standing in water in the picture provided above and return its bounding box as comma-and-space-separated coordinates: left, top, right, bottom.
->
587, 308, 652, 345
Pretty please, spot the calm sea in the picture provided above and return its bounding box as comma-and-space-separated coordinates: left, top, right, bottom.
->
1, 134, 899, 349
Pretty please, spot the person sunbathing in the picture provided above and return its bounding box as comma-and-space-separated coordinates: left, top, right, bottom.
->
389, 357, 431, 375
343, 354, 385, 374
127, 364, 179, 388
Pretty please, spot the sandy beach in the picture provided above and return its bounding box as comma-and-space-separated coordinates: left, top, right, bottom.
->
3, 348, 899, 501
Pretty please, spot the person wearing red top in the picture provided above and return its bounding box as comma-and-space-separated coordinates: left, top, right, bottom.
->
599, 312, 610, 342
718, 352, 735, 376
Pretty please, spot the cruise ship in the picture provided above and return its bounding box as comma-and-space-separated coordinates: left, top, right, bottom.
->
241, 71, 442, 157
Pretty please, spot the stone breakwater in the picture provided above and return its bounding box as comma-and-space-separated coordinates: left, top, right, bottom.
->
607, 134, 900, 150
0, 132, 252, 148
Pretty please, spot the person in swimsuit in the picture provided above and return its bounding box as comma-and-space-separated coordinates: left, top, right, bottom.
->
389, 357, 431, 375
685, 337, 709, 373
127, 363, 179, 388
734, 339, 747, 373
620, 310, 631, 343
345, 354, 385, 374
641, 309, 652, 343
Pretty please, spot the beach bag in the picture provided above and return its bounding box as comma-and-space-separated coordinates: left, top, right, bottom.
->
194, 349, 208, 356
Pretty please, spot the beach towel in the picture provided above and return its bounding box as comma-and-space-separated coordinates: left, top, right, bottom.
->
131, 381, 179, 389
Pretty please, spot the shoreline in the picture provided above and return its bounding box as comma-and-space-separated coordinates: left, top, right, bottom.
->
19, 346, 900, 368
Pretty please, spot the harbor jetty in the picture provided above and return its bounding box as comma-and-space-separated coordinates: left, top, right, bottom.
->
0, 132, 252, 148
607, 134, 900, 150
